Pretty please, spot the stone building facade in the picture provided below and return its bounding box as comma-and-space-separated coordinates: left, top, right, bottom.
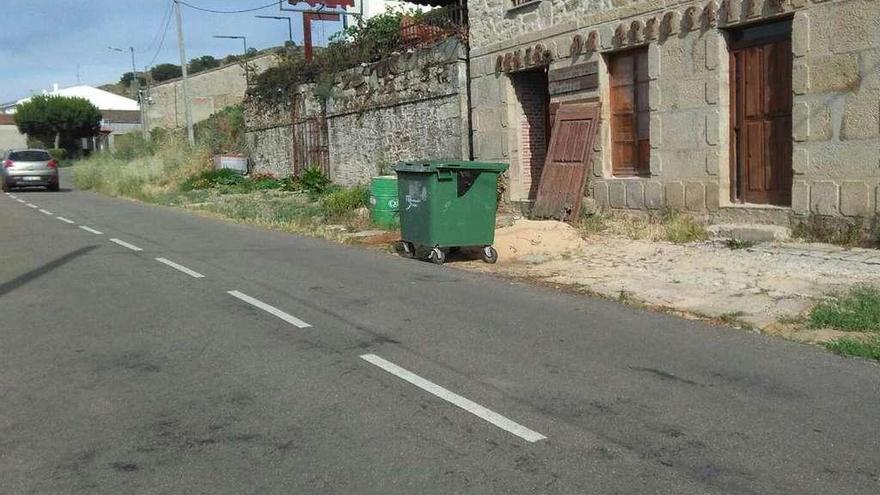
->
467, 0, 879, 224
245, 38, 470, 185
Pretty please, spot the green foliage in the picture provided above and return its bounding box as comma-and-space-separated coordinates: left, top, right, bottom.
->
725, 238, 757, 250
809, 287, 880, 332
662, 214, 709, 244
194, 105, 245, 153
47, 148, 67, 160
14, 95, 101, 150
151, 63, 182, 82
824, 336, 880, 361
249, 9, 411, 104
112, 133, 157, 161
180, 168, 246, 191
189, 55, 220, 74
320, 185, 369, 219
299, 167, 332, 196
119, 71, 146, 87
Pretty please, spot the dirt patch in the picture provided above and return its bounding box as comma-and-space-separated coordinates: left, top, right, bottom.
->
493, 220, 587, 264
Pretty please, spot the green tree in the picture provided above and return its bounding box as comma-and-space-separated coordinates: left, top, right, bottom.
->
14, 95, 102, 149
189, 55, 220, 74
150, 63, 182, 82
119, 71, 146, 87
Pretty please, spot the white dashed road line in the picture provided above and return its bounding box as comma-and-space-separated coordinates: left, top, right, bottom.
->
56, 216, 75, 224
109, 238, 143, 252
360, 354, 547, 443
227, 290, 311, 328
155, 257, 204, 278
39, 209, 52, 215
15, 199, 24, 203
26, 203, 38, 209
79, 226, 103, 235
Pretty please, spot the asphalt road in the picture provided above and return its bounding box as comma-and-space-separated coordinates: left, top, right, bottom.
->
1, 171, 878, 494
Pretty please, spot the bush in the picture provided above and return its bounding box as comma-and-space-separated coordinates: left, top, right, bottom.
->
299, 167, 332, 196
47, 148, 67, 160
112, 133, 156, 161
195, 105, 245, 154
320, 185, 369, 219
180, 168, 245, 191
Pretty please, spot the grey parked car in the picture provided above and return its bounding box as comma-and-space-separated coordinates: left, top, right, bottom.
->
1, 149, 59, 191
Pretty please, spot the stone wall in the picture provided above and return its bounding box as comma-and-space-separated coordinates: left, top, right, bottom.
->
468, 0, 880, 223
0, 124, 27, 151
245, 38, 470, 185
147, 53, 278, 130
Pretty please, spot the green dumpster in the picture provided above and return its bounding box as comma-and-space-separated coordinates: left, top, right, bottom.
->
393, 160, 508, 264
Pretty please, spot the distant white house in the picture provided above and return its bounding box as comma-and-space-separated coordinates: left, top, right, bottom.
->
1, 84, 141, 152
4, 84, 139, 114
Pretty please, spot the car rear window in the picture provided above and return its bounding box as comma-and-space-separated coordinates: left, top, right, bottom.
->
9, 150, 51, 161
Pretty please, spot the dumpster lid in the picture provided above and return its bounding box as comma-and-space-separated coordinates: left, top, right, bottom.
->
393, 160, 508, 173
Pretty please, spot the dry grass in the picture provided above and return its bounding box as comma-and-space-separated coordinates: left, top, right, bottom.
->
578, 210, 708, 244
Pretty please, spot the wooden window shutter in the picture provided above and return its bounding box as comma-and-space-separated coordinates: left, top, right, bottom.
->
610, 47, 650, 176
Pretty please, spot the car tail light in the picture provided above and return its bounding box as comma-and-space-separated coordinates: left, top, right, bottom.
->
3, 160, 12, 168
47, 159, 58, 169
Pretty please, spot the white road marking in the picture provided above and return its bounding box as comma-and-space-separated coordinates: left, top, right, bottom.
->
56, 216, 75, 224
39, 209, 52, 215
15, 199, 25, 203
79, 225, 103, 235
360, 354, 547, 443
227, 290, 311, 328
26, 203, 38, 209
155, 257, 204, 278
109, 238, 143, 251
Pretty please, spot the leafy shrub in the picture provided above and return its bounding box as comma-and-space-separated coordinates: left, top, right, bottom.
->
299, 167, 332, 196
47, 148, 67, 160
320, 185, 369, 219
195, 105, 245, 153
112, 133, 156, 161
180, 168, 245, 191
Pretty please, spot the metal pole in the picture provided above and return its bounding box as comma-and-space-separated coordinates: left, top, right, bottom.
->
242, 37, 249, 88
174, 0, 195, 146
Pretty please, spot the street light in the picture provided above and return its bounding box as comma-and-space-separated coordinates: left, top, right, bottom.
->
110, 46, 147, 139
212, 35, 249, 86
255, 15, 293, 46
108, 46, 138, 96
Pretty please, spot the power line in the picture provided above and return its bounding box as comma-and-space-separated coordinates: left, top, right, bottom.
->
144, 1, 174, 54
178, 0, 281, 14
147, 3, 175, 68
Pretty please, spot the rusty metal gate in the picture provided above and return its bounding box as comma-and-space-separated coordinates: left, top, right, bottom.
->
290, 94, 330, 177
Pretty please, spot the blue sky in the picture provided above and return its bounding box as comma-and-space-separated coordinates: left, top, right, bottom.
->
0, 0, 346, 103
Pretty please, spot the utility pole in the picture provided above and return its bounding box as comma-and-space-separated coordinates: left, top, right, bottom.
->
174, 0, 195, 146
142, 65, 151, 140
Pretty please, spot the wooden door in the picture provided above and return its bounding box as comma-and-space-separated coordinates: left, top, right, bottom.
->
532, 102, 600, 221
731, 26, 792, 206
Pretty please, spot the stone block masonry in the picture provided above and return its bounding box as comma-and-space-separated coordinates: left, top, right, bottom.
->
468, 0, 880, 228
244, 38, 470, 185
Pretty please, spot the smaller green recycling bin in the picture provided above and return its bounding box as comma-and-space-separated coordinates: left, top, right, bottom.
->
393, 160, 508, 264
369, 175, 399, 227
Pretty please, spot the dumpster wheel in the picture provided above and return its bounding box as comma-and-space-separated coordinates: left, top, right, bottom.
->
400, 241, 416, 258
428, 247, 446, 265
480, 246, 498, 264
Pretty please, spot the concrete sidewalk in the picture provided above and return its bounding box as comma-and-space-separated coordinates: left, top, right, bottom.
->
461, 220, 880, 333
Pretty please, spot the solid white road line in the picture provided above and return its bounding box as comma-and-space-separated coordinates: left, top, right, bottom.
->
26, 203, 38, 209
56, 216, 75, 224
109, 238, 143, 251
39, 209, 52, 215
360, 354, 547, 443
155, 257, 204, 278
227, 290, 311, 328
79, 226, 103, 235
